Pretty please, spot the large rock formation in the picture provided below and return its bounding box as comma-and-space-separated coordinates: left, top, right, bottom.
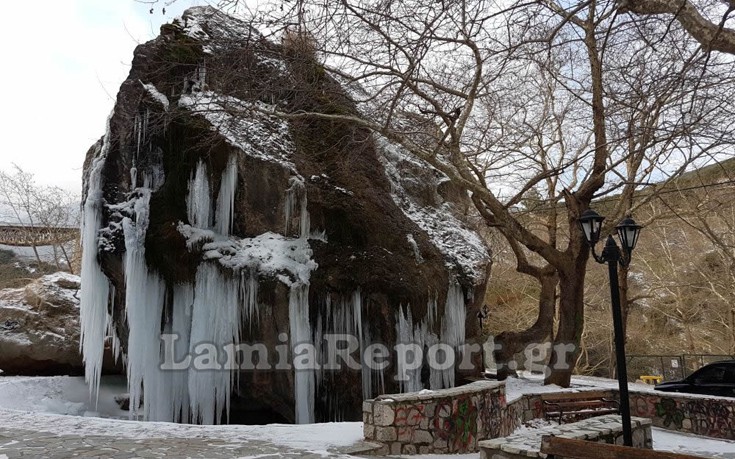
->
80, 7, 491, 425
0, 273, 83, 375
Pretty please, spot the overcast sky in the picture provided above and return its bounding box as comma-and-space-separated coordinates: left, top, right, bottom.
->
0, 0, 209, 192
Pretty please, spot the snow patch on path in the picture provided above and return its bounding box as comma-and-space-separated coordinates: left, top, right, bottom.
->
0, 407, 363, 453
653, 427, 735, 458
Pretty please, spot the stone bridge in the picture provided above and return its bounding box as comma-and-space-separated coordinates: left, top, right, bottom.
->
0, 224, 79, 246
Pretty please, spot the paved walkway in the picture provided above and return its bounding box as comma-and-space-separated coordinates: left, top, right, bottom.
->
0, 429, 334, 459
0, 428, 326, 458
0, 409, 373, 459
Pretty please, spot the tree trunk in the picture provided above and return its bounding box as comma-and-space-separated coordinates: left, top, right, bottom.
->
30, 242, 42, 266
494, 267, 558, 379
51, 243, 62, 271
545, 243, 588, 387
59, 242, 74, 274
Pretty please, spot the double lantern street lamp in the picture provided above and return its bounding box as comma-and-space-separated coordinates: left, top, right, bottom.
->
578, 209, 643, 447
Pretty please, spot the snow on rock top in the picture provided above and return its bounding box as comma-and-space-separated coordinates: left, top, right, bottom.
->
377, 136, 490, 283
178, 7, 288, 75
180, 6, 262, 51
179, 92, 296, 170
140, 82, 169, 111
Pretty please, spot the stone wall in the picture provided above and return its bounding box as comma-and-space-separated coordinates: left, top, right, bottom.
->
629, 391, 735, 440
362, 381, 521, 455
478, 415, 652, 459
363, 381, 735, 455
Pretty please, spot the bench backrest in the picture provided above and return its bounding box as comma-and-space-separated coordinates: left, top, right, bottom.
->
540, 391, 611, 402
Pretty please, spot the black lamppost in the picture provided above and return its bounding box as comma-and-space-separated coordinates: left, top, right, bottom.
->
579, 209, 642, 447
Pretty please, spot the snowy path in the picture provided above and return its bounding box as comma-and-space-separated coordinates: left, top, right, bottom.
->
0, 408, 367, 458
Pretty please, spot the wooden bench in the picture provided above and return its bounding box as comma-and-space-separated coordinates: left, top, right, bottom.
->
541, 391, 619, 424
541, 435, 707, 459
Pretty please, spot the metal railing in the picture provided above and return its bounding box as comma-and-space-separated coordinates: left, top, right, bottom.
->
0, 224, 79, 247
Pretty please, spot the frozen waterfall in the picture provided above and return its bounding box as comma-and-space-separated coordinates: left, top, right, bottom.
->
313, 290, 382, 415
188, 263, 241, 424
122, 189, 167, 420
284, 177, 310, 238
187, 160, 212, 229
214, 155, 237, 235
81, 126, 469, 425
289, 284, 315, 424
79, 133, 111, 402
395, 279, 467, 392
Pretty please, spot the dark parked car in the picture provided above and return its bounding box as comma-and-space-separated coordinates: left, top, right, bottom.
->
654, 360, 735, 397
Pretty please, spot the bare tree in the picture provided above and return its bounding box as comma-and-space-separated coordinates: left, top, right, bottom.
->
145, 0, 735, 384
0, 165, 44, 264
0, 165, 79, 272
241, 0, 735, 385
618, 0, 735, 54
32, 186, 80, 273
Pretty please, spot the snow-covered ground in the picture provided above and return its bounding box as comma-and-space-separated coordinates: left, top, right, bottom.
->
653, 427, 735, 458
0, 374, 733, 458
0, 375, 127, 418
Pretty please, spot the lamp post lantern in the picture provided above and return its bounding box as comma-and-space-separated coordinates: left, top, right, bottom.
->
579, 210, 642, 447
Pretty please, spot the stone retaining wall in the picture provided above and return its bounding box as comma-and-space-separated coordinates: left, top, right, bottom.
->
363, 381, 735, 455
478, 415, 652, 459
629, 391, 735, 440
362, 381, 520, 455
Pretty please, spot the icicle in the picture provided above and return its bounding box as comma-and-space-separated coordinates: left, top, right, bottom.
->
122, 189, 167, 421
427, 291, 438, 330
187, 161, 212, 229
214, 154, 237, 235
79, 121, 112, 402
353, 290, 373, 400
130, 167, 138, 189
441, 280, 466, 348
171, 283, 194, 422
284, 177, 310, 238
240, 270, 259, 330
188, 263, 240, 424
406, 234, 423, 264
107, 320, 122, 364
395, 305, 425, 393
313, 302, 325, 389
285, 193, 294, 235
299, 191, 310, 239
289, 283, 315, 424
284, 178, 298, 236
439, 279, 466, 389
135, 113, 142, 159
144, 109, 150, 148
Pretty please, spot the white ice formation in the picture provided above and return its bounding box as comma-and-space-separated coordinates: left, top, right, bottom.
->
79, 120, 112, 402
396, 280, 466, 393
82, 138, 470, 424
